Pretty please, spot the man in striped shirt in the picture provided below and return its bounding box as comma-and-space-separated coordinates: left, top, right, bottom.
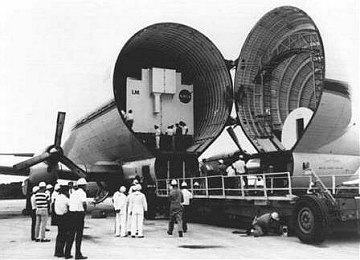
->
34, 182, 50, 242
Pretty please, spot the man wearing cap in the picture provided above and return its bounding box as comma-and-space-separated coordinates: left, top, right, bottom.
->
112, 186, 128, 237
51, 183, 61, 226
127, 179, 138, 235
30, 186, 39, 241
180, 182, 193, 233
34, 182, 50, 242
65, 178, 88, 259
248, 212, 282, 237
128, 184, 147, 238
54, 185, 70, 257
167, 179, 184, 237
218, 159, 227, 176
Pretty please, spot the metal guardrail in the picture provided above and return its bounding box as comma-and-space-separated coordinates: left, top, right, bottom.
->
156, 172, 360, 200
156, 172, 295, 201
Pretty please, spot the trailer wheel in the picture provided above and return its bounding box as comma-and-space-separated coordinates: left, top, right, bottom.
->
293, 195, 329, 244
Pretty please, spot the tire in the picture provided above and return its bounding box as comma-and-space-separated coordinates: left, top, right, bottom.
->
293, 195, 330, 244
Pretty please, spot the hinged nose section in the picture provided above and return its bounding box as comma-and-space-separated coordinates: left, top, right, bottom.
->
233, 6, 325, 153
113, 23, 233, 155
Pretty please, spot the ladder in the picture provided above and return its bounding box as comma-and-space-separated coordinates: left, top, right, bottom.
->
304, 168, 337, 206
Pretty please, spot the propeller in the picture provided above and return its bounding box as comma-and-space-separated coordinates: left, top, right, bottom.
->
0, 153, 35, 157
226, 126, 244, 154
13, 112, 86, 179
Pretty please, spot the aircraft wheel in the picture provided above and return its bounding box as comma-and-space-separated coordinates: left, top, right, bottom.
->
293, 195, 329, 244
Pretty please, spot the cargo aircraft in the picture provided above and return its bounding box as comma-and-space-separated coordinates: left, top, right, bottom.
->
1, 6, 359, 235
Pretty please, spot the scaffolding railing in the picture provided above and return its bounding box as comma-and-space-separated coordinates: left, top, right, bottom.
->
156, 172, 295, 201
155, 172, 360, 200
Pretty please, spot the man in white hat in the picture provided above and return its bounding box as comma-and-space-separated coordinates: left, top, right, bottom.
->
180, 182, 193, 232
30, 186, 39, 241
34, 182, 50, 242
249, 212, 281, 237
112, 186, 128, 237
128, 184, 147, 238
65, 178, 88, 259
167, 179, 184, 237
51, 183, 61, 226
127, 179, 139, 235
54, 185, 70, 257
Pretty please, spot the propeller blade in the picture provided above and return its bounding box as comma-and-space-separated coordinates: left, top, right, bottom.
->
13, 152, 51, 170
59, 155, 86, 178
54, 112, 66, 148
0, 153, 35, 157
226, 126, 244, 153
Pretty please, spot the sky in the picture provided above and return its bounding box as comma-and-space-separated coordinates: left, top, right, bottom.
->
0, 0, 359, 158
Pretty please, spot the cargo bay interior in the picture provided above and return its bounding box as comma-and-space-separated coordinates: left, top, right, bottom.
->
113, 23, 233, 179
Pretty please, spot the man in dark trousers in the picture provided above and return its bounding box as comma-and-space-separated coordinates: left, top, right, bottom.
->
180, 182, 193, 232
167, 179, 184, 237
30, 186, 39, 241
248, 212, 282, 237
65, 178, 88, 259
54, 185, 70, 257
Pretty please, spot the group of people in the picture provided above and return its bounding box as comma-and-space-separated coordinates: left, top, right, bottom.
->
112, 179, 148, 238
30, 178, 88, 259
154, 121, 189, 150
112, 178, 194, 238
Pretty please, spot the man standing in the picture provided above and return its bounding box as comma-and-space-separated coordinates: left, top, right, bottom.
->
128, 184, 147, 238
232, 155, 247, 187
113, 186, 128, 237
51, 183, 61, 226
218, 160, 227, 176
180, 182, 193, 233
30, 186, 39, 241
154, 125, 161, 149
65, 178, 88, 260
167, 179, 184, 237
127, 179, 138, 235
54, 185, 70, 257
125, 109, 134, 129
34, 182, 50, 242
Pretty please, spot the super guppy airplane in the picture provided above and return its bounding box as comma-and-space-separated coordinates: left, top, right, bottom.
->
1, 6, 359, 243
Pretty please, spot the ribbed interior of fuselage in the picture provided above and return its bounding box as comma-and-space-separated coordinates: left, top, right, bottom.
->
113, 23, 232, 154
234, 6, 325, 142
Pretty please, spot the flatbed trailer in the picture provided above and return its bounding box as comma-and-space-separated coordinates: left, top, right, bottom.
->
155, 171, 360, 244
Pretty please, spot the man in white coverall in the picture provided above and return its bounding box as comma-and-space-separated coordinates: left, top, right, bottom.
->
127, 179, 139, 235
112, 186, 127, 237
128, 184, 148, 238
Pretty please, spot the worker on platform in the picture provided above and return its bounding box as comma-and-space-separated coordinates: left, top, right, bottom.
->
113, 186, 128, 237
199, 159, 213, 176
30, 186, 39, 241
34, 182, 50, 242
54, 185, 70, 257
247, 212, 282, 237
179, 121, 188, 135
154, 125, 161, 149
218, 159, 227, 175
124, 109, 134, 129
128, 184, 147, 238
180, 182, 193, 232
167, 179, 184, 237
232, 155, 248, 187
65, 178, 88, 259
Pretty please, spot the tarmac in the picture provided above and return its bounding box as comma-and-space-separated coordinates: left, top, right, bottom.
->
0, 199, 359, 259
